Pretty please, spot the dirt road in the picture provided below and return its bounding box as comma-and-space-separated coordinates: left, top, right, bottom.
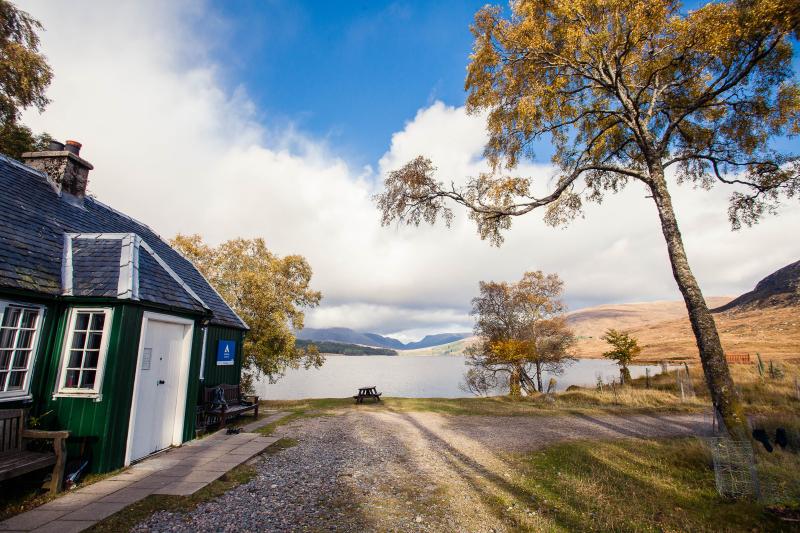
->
135, 410, 709, 532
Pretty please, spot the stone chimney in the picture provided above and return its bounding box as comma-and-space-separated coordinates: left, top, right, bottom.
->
22, 140, 94, 198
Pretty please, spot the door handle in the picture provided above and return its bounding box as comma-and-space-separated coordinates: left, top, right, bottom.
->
157, 380, 165, 385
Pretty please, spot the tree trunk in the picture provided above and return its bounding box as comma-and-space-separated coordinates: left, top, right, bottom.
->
648, 166, 748, 437
535, 361, 543, 392
509, 365, 522, 397
620, 366, 631, 385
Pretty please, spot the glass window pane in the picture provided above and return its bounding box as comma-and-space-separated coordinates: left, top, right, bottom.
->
71, 332, 87, 350
75, 312, 90, 331
67, 350, 83, 368
90, 313, 105, 331
7, 371, 24, 390
0, 328, 15, 349
20, 310, 38, 329
80, 370, 95, 389
0, 349, 11, 369
83, 350, 99, 369
2, 308, 20, 328
64, 370, 80, 388
12, 350, 29, 369
87, 332, 102, 351
0, 372, 6, 391
16, 329, 33, 349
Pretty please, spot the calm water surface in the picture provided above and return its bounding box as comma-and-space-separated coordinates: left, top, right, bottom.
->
255, 355, 664, 400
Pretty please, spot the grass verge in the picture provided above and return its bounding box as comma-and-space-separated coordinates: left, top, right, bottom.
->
264, 437, 298, 455
255, 398, 346, 436
486, 437, 800, 532
260, 390, 708, 419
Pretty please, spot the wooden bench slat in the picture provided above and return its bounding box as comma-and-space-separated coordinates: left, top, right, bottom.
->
201, 384, 259, 428
0, 451, 57, 481
0, 409, 69, 492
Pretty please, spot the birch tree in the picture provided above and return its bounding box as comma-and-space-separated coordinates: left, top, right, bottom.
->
465, 271, 576, 396
375, 0, 799, 436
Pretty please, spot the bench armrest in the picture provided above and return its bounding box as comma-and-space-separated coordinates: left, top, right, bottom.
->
244, 395, 259, 404
22, 429, 70, 440
22, 429, 69, 493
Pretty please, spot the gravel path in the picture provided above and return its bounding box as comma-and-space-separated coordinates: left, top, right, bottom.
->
133, 410, 708, 532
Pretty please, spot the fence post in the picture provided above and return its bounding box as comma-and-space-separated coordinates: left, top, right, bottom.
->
645, 368, 651, 389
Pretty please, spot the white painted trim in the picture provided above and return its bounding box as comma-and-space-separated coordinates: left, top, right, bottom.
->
61, 235, 73, 296
0, 300, 46, 402
139, 241, 209, 310
199, 327, 208, 381
132, 235, 141, 299
124, 312, 195, 466
53, 307, 114, 398
117, 234, 135, 299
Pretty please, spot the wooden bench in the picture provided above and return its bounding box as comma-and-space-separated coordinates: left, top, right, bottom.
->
354, 386, 382, 404
0, 409, 69, 493
202, 384, 259, 428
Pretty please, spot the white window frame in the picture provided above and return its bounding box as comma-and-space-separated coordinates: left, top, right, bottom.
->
0, 299, 46, 402
54, 307, 113, 400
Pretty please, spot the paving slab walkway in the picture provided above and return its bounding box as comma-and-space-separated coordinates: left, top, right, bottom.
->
0, 411, 290, 533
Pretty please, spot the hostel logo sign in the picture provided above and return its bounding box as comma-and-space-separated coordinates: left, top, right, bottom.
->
217, 340, 236, 366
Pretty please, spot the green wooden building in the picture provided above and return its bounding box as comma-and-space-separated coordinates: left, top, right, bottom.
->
0, 141, 248, 472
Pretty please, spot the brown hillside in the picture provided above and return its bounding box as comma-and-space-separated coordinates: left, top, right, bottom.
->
567, 297, 733, 338
570, 259, 800, 362
567, 298, 732, 359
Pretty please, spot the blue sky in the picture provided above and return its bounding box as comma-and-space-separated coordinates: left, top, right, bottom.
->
211, 1, 492, 166
209, 0, 800, 167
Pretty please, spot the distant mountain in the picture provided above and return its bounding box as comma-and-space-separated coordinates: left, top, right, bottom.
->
295, 339, 397, 356
404, 333, 472, 349
402, 336, 478, 356
297, 327, 379, 346
712, 260, 800, 313
296, 327, 471, 350
363, 333, 406, 350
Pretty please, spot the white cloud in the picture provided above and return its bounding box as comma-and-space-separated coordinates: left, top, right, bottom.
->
19, 1, 800, 341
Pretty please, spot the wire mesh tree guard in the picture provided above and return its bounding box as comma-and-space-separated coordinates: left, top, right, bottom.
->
706, 410, 761, 500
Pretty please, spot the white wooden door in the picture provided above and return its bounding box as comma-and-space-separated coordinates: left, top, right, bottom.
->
130, 319, 185, 461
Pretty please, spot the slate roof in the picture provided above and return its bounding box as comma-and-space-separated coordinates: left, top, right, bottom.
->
0, 155, 246, 329
71, 238, 122, 298
138, 247, 206, 313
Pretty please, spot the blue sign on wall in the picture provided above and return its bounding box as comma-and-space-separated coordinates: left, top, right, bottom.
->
217, 340, 236, 366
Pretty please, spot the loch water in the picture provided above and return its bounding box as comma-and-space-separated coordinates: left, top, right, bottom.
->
256, 355, 665, 399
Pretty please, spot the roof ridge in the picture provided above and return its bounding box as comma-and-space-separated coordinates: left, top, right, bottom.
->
139, 242, 209, 311
0, 153, 60, 194
85, 196, 161, 238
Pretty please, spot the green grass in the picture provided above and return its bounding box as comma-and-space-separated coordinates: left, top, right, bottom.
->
259, 390, 708, 420
255, 398, 348, 436
488, 437, 800, 532
264, 437, 298, 455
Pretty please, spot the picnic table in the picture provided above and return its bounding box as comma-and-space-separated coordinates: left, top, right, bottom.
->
354, 386, 382, 404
